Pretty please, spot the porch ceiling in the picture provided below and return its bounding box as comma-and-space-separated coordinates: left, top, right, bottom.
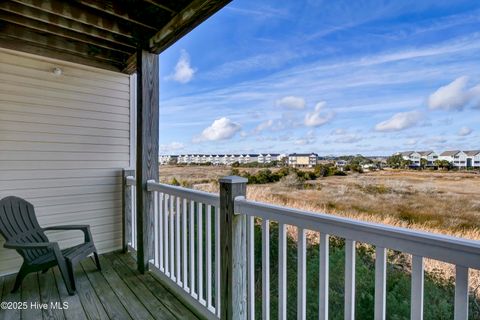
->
0, 0, 230, 73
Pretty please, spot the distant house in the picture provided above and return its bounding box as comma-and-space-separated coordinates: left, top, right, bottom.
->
399, 151, 421, 167
465, 150, 480, 168
335, 160, 348, 170
288, 153, 318, 168
159, 155, 171, 165
418, 151, 438, 167
439, 150, 467, 168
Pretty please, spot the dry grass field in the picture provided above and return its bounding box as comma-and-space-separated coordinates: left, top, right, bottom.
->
159, 165, 480, 287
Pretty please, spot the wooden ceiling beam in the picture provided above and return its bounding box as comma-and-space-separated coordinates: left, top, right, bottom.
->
0, 10, 135, 55
149, 0, 231, 54
142, 0, 176, 15
0, 37, 124, 72
0, 22, 128, 65
10, 0, 137, 39
1, 1, 136, 48
72, 0, 160, 31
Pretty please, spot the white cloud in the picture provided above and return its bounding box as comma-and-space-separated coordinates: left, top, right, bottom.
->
375, 111, 422, 132
169, 50, 196, 83
304, 102, 335, 127
405, 139, 418, 146
458, 126, 473, 136
254, 119, 274, 133
194, 117, 241, 142
276, 96, 306, 109
428, 76, 480, 111
159, 142, 185, 153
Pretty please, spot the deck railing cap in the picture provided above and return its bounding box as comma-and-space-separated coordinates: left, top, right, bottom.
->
219, 175, 248, 184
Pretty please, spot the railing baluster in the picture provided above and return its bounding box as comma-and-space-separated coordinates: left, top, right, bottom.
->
262, 219, 270, 320
158, 193, 164, 272
131, 186, 136, 249
164, 194, 169, 276
154, 191, 159, 268
206, 204, 213, 310
198, 202, 205, 305
190, 200, 197, 299
375, 246, 387, 320
215, 206, 221, 317
278, 223, 287, 320
454, 265, 469, 320
297, 227, 306, 320
176, 197, 182, 286
170, 195, 175, 281
411, 255, 424, 320
247, 215, 255, 320
319, 233, 329, 320
182, 198, 188, 292
345, 240, 356, 320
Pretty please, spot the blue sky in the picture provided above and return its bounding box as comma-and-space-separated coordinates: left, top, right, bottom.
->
158, 0, 480, 156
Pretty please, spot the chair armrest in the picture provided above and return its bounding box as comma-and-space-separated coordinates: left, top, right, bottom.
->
4, 242, 57, 250
43, 225, 92, 243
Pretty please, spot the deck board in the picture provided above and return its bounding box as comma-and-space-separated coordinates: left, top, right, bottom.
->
0, 252, 198, 320
38, 270, 66, 320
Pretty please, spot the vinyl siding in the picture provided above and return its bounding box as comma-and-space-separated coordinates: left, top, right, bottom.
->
0, 48, 132, 275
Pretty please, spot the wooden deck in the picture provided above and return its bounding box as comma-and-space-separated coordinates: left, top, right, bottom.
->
0, 252, 199, 320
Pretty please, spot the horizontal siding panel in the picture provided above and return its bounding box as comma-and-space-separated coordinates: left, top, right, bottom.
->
0, 71, 130, 99
0, 161, 129, 170
32, 192, 121, 208
0, 93, 130, 115
0, 184, 122, 200
0, 169, 121, 181
0, 131, 129, 145
0, 120, 129, 138
0, 102, 129, 123
0, 151, 129, 162
0, 141, 129, 154
0, 62, 129, 92
0, 49, 130, 85
0, 110, 129, 130
0, 82, 129, 107
0, 176, 122, 191
0, 50, 130, 275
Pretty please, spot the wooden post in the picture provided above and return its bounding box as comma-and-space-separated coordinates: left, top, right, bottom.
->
122, 169, 135, 253
220, 176, 248, 320
135, 49, 159, 273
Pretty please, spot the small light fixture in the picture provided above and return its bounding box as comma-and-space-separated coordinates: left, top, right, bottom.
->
52, 67, 63, 76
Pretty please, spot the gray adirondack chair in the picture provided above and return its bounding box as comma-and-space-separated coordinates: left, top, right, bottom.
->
0, 196, 101, 295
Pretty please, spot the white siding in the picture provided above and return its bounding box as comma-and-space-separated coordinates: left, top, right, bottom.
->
0, 49, 132, 275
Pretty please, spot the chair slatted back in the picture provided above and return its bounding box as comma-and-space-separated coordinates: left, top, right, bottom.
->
0, 196, 50, 263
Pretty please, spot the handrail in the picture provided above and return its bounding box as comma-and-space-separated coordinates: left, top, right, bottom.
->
147, 181, 220, 207
125, 175, 136, 186
235, 197, 480, 269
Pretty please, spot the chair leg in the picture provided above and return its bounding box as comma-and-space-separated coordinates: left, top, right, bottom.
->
57, 259, 75, 295
11, 263, 29, 293
93, 251, 101, 271
66, 260, 76, 292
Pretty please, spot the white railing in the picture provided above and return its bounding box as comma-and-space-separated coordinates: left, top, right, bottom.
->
124, 175, 480, 320
235, 197, 480, 320
124, 174, 137, 251
147, 181, 221, 320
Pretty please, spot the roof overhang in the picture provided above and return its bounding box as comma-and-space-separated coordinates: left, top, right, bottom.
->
0, 0, 231, 74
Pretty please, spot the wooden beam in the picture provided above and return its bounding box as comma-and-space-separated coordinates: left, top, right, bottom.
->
0, 37, 123, 72
72, 0, 160, 31
149, 0, 231, 54
1, 1, 137, 47
10, 0, 137, 39
142, 0, 176, 15
123, 169, 135, 253
0, 22, 128, 65
135, 49, 159, 273
0, 10, 134, 55
123, 54, 137, 75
